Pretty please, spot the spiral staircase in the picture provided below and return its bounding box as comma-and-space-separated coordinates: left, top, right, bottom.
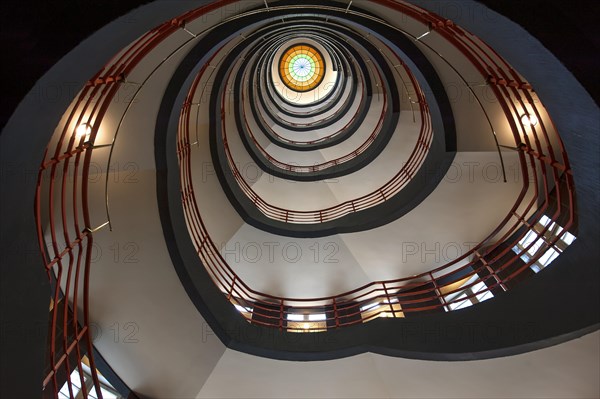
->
1, 1, 598, 398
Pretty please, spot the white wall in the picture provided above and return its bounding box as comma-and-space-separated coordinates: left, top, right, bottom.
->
197, 331, 600, 399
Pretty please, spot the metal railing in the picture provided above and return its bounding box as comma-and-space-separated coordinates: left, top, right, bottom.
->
207, 39, 432, 222
177, 1, 575, 329
33, 5, 577, 399
238, 57, 389, 173
252, 61, 367, 146
34, 1, 240, 397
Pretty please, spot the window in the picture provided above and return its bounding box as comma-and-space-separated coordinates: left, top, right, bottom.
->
512, 214, 577, 273
58, 358, 121, 399
446, 293, 471, 311
360, 297, 403, 320
234, 304, 253, 314
360, 302, 380, 312
308, 313, 327, 321
230, 299, 253, 323
285, 312, 327, 332
279, 44, 325, 92
444, 279, 494, 312
287, 313, 304, 322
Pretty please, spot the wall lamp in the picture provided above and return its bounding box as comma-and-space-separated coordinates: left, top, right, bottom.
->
75, 123, 92, 141
520, 114, 539, 127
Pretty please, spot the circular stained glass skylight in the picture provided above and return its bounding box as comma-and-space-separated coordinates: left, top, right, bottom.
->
279, 44, 325, 92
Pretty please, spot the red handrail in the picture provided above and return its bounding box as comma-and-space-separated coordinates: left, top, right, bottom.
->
33, 7, 577, 399
251, 60, 368, 146
237, 50, 390, 174
34, 1, 238, 397
214, 46, 432, 222
177, 1, 575, 331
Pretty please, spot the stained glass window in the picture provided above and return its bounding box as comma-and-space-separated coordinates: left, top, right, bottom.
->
279, 44, 325, 92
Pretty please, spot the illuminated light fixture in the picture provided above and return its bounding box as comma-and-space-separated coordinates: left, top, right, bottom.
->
520, 114, 539, 127
75, 123, 92, 140
302, 323, 310, 329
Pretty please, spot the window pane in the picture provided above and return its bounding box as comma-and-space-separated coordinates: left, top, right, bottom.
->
476, 290, 494, 303
519, 230, 538, 248
538, 247, 560, 266
360, 302, 380, 312
447, 293, 470, 310
308, 313, 326, 321
59, 370, 82, 398
234, 304, 252, 313
100, 387, 119, 399
526, 237, 545, 256
471, 281, 487, 294
512, 245, 528, 262
539, 215, 551, 226
562, 231, 576, 245
449, 300, 471, 311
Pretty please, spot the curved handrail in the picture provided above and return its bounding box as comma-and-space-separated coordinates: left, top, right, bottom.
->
219, 58, 430, 223
33, 1, 251, 397
249, 31, 351, 127
205, 21, 431, 222
237, 51, 388, 173
253, 64, 366, 146
33, 10, 576, 399
177, 2, 575, 331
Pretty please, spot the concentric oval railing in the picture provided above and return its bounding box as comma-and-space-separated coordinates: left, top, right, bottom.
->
251, 65, 366, 146
253, 32, 353, 127
34, 2, 576, 398
212, 34, 432, 223
34, 1, 241, 397
177, 1, 575, 330
238, 60, 388, 174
